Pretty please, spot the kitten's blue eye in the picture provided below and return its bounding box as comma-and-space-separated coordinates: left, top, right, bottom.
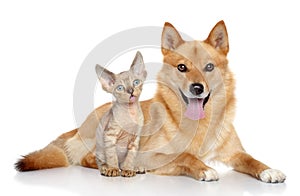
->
116, 85, 124, 92
133, 79, 141, 87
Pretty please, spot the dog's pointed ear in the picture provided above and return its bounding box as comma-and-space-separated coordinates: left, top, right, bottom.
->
205, 20, 229, 55
161, 22, 184, 54
130, 51, 147, 79
95, 64, 116, 93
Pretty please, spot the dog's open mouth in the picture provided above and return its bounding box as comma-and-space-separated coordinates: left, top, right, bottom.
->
179, 89, 210, 120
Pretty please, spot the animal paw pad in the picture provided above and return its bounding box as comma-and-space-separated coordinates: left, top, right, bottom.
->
100, 166, 120, 177
121, 170, 136, 177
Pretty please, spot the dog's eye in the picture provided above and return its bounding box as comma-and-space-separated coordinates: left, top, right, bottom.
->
177, 64, 188, 72
205, 63, 214, 72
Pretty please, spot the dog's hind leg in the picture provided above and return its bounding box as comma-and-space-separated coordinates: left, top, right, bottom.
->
81, 151, 98, 169
150, 152, 219, 181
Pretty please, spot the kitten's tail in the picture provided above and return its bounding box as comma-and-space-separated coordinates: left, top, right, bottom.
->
15, 129, 77, 171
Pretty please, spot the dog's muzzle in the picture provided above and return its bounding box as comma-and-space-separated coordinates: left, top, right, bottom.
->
179, 89, 210, 120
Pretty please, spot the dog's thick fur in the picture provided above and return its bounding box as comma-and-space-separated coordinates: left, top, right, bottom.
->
15, 21, 285, 183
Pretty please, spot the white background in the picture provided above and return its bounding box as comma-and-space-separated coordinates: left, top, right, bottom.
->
1, 0, 299, 195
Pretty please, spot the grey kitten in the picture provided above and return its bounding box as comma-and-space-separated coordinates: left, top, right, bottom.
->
95, 51, 147, 177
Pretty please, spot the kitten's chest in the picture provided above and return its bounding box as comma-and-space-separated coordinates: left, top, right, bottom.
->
112, 107, 144, 129
129, 106, 143, 121
115, 128, 138, 163
110, 107, 143, 143
116, 130, 137, 147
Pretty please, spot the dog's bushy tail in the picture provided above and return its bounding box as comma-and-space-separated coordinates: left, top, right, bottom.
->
15, 129, 77, 171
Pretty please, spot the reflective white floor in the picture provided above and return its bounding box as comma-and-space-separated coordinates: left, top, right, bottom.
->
11, 166, 292, 196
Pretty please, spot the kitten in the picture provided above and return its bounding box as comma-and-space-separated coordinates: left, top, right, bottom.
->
95, 51, 147, 177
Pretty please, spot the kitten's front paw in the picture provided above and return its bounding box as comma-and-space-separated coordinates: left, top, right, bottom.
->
100, 165, 120, 177
121, 169, 136, 177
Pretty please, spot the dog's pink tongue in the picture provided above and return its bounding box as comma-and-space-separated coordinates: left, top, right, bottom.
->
184, 98, 205, 120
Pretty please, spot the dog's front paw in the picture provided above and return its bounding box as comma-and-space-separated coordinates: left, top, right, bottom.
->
121, 169, 136, 177
259, 169, 286, 183
198, 168, 219, 181
136, 167, 146, 174
100, 165, 120, 177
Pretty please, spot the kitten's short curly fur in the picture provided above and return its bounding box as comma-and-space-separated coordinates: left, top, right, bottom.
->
95, 52, 147, 177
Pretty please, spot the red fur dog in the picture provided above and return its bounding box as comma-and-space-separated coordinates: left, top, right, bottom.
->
15, 21, 286, 183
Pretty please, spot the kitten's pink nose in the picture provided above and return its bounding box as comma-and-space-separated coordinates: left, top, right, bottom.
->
127, 88, 134, 94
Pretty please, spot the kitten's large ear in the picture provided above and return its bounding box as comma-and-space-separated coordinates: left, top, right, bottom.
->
130, 51, 147, 79
205, 20, 229, 55
95, 64, 116, 93
161, 22, 184, 54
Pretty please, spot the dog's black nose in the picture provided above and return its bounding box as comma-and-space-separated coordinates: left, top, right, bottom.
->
190, 83, 204, 96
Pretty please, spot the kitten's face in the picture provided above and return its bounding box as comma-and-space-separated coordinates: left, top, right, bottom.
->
112, 71, 144, 104
96, 51, 147, 104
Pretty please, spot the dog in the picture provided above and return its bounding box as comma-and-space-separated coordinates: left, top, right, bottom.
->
15, 21, 286, 183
